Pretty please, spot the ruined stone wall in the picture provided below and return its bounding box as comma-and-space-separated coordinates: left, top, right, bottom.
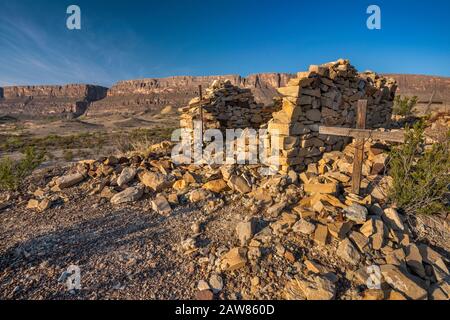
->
177, 59, 397, 173
268, 59, 397, 173
179, 80, 278, 133
0, 84, 108, 118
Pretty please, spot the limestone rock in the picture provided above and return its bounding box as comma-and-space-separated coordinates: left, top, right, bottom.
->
26, 199, 40, 209
197, 280, 210, 291
55, 173, 85, 189
173, 179, 187, 191
189, 189, 210, 203
209, 274, 224, 293
344, 203, 368, 224
360, 217, 386, 250
304, 260, 330, 274
111, 186, 144, 204
382, 208, 405, 231
293, 219, 316, 235
337, 238, 361, 265
117, 167, 137, 188
203, 179, 228, 193
296, 276, 336, 300
314, 224, 329, 246
221, 248, 248, 272
151, 195, 172, 216
348, 231, 369, 252
140, 171, 170, 192
227, 175, 251, 194
380, 265, 428, 300
304, 183, 337, 194
327, 221, 353, 240
405, 244, 426, 278
236, 220, 255, 246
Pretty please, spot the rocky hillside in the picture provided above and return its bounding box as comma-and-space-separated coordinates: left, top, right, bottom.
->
86, 73, 295, 116
0, 84, 108, 118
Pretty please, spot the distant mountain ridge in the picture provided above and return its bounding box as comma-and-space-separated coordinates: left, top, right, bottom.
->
0, 73, 448, 118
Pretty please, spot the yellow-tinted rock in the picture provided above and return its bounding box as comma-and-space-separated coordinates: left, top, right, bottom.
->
202, 179, 228, 193
221, 248, 248, 272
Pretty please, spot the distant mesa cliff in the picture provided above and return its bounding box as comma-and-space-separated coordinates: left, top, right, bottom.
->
87, 73, 295, 116
0, 84, 107, 118
0, 73, 448, 118
385, 74, 450, 103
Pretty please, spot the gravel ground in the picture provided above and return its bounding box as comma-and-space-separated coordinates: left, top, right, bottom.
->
1, 168, 449, 300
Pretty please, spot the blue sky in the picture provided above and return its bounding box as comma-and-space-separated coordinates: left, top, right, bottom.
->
0, 0, 449, 87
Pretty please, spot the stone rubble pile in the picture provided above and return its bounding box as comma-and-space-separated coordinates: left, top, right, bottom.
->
179, 80, 278, 132
21, 137, 449, 300
268, 59, 397, 173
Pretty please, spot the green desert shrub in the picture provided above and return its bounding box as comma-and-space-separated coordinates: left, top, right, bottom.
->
393, 95, 418, 116
388, 122, 450, 215
0, 147, 45, 191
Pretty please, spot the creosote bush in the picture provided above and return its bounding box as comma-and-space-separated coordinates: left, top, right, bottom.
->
393, 95, 418, 116
388, 121, 450, 215
0, 147, 45, 191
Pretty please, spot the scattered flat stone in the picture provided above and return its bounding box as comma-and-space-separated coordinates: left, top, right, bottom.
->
55, 173, 85, 189
362, 289, 385, 300
236, 220, 255, 246
293, 219, 316, 235
304, 183, 337, 194
382, 208, 405, 231
221, 248, 247, 272
267, 202, 286, 216
271, 213, 297, 234
26, 199, 40, 209
348, 231, 369, 252
209, 274, 224, 294
344, 203, 368, 224
327, 221, 353, 240
337, 238, 361, 265
314, 224, 329, 246
189, 189, 210, 203
37, 199, 52, 212
418, 244, 449, 277
227, 175, 251, 194
203, 179, 228, 193
305, 260, 329, 274
183, 172, 197, 184
387, 290, 408, 300
297, 276, 336, 300
151, 195, 172, 216
173, 179, 187, 191
360, 217, 386, 250
111, 186, 144, 205
117, 167, 137, 188
405, 244, 426, 278
380, 265, 428, 300
197, 280, 210, 291
372, 218, 387, 250
140, 171, 170, 192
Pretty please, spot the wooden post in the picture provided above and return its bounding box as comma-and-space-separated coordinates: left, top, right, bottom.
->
351, 100, 367, 195
198, 85, 203, 140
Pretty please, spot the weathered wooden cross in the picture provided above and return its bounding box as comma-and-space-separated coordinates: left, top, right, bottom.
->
319, 100, 405, 195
